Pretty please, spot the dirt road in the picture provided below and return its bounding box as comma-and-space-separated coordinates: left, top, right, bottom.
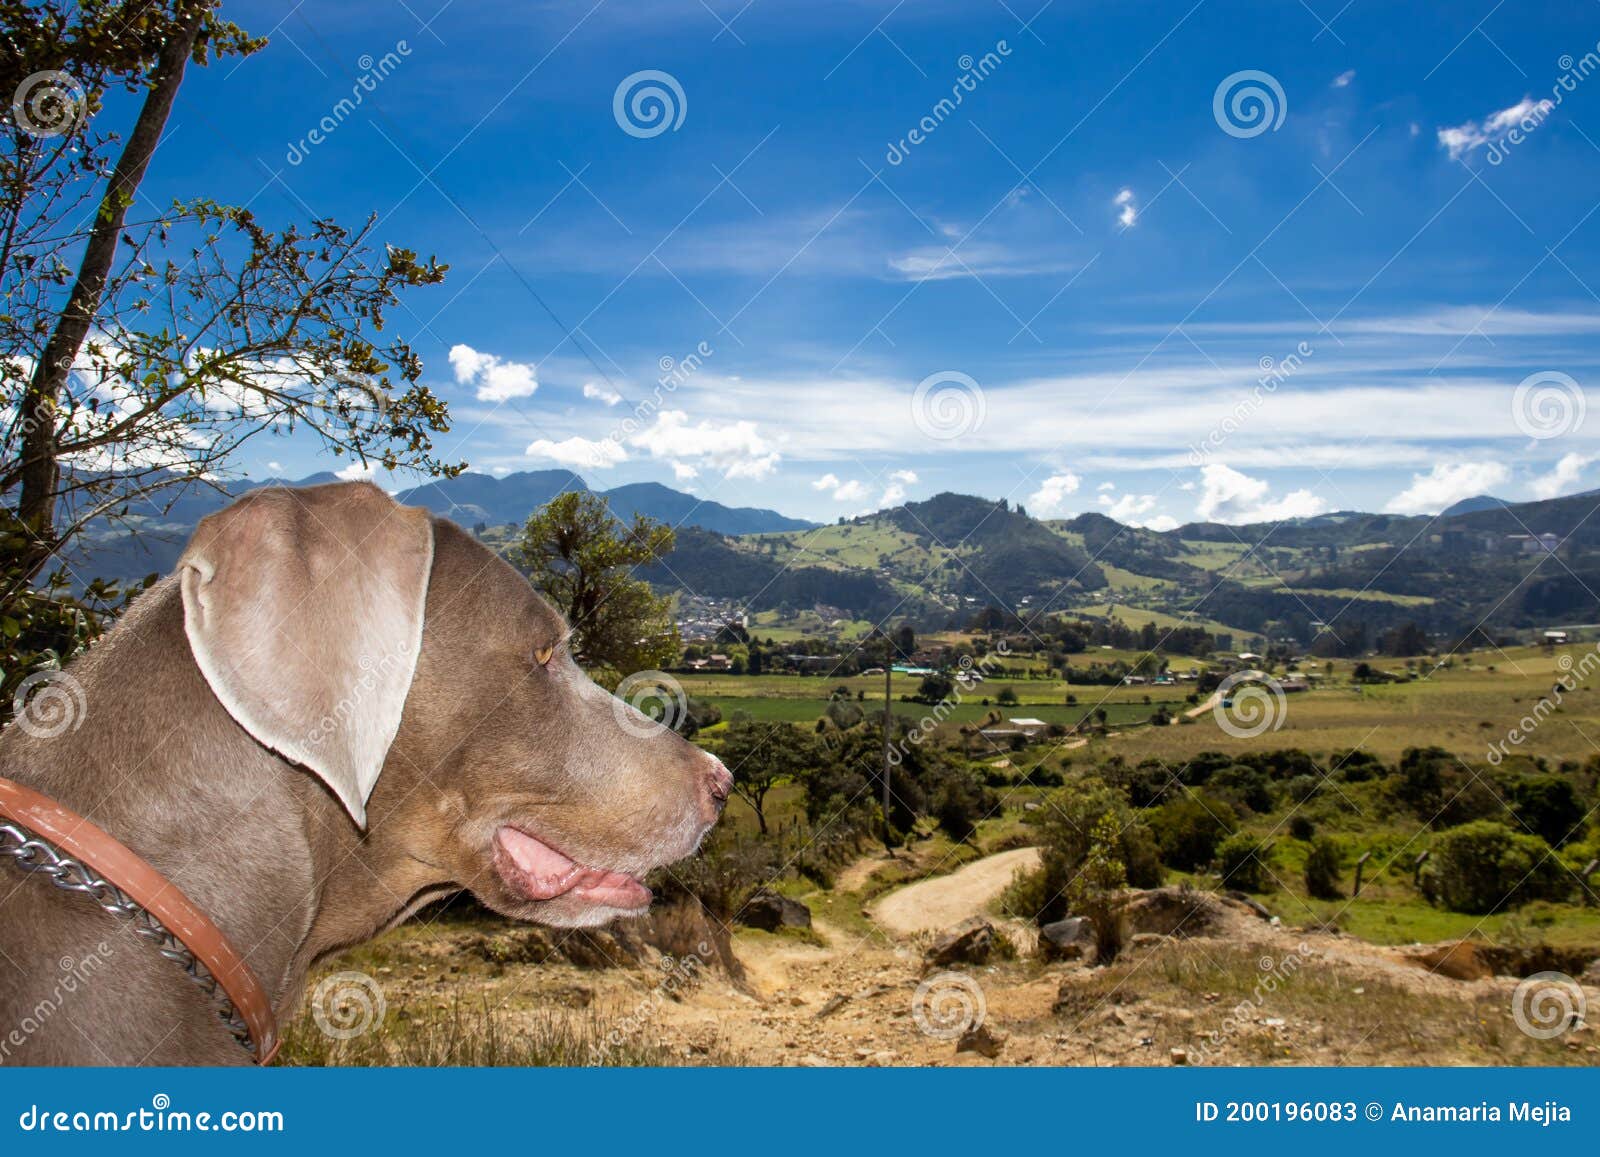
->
869, 847, 1041, 935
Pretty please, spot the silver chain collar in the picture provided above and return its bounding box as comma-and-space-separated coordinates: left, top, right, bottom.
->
0, 819, 257, 1056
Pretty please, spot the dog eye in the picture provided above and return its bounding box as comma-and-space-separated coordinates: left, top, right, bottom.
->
534, 644, 556, 667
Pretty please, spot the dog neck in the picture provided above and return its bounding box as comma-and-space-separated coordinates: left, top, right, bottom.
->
0, 576, 449, 1030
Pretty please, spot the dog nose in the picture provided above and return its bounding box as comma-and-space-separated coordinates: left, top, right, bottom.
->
701, 754, 732, 820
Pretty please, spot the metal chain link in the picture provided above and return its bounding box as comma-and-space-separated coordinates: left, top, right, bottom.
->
0, 819, 256, 1055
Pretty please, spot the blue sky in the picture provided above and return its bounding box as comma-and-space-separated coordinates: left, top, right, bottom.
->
150, 0, 1600, 526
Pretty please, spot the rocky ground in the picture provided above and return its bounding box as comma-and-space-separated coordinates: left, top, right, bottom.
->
300, 846, 1600, 1067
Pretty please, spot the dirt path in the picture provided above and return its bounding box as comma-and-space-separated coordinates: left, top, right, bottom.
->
869, 847, 1041, 935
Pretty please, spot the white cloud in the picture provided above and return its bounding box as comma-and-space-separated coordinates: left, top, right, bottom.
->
1114, 187, 1137, 228
525, 435, 626, 470
335, 461, 376, 481
628, 410, 780, 479
583, 381, 622, 407
1332, 69, 1355, 88
1097, 480, 1116, 492
670, 460, 700, 482
1384, 461, 1510, 514
1530, 452, 1594, 501
879, 482, 907, 506
1196, 464, 1328, 523
1437, 96, 1553, 160
449, 343, 539, 402
1097, 491, 1175, 529
267, 460, 283, 474
889, 469, 918, 484
833, 479, 869, 502
1027, 472, 1082, 517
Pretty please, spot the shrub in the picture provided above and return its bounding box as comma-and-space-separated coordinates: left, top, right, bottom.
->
1503, 774, 1587, 847
1217, 833, 1273, 893
1210, 764, 1272, 813
996, 686, 1019, 706
1288, 814, 1316, 841
1002, 775, 1162, 924
1067, 812, 1128, 964
925, 766, 997, 843
1148, 793, 1237, 872
1422, 821, 1573, 914
1303, 836, 1344, 899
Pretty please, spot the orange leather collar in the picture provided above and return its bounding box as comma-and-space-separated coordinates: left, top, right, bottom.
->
0, 775, 280, 1063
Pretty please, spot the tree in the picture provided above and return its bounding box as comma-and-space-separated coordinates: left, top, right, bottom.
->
712, 720, 818, 835
0, 2, 459, 711
513, 490, 679, 684
1067, 812, 1128, 964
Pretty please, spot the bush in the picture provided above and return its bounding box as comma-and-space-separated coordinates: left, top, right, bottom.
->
1303, 836, 1343, 899
1503, 774, 1587, 847
925, 766, 997, 843
1002, 775, 1162, 924
1217, 833, 1273, 893
1422, 821, 1573, 914
1288, 814, 1316, 842
1210, 764, 1272, 813
1147, 793, 1237, 872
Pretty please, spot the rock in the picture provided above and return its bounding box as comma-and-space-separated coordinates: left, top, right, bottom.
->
1119, 887, 1230, 938
815, 993, 851, 1020
1396, 940, 1494, 981
955, 1023, 1006, 1058
1584, 958, 1600, 985
1170, 1047, 1189, 1065
1129, 932, 1167, 949
1038, 917, 1096, 963
740, 890, 813, 932
926, 917, 996, 967
1225, 890, 1273, 920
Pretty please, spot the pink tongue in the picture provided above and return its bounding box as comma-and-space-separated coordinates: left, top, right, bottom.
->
495, 828, 652, 909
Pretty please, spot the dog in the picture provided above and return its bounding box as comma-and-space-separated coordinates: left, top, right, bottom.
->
0, 481, 730, 1064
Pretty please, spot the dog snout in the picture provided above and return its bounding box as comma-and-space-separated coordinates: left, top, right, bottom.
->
700, 753, 733, 822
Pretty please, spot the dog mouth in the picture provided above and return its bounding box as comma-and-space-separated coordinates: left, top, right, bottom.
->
492, 826, 652, 910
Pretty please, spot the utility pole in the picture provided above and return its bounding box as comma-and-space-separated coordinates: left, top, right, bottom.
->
881, 652, 894, 856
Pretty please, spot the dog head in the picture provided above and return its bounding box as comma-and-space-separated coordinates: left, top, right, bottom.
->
177, 481, 729, 927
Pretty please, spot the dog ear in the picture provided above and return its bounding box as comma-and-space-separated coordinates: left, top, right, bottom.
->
178, 483, 434, 828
